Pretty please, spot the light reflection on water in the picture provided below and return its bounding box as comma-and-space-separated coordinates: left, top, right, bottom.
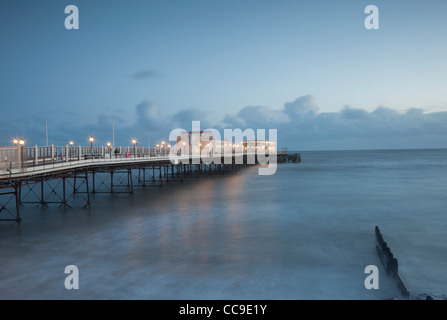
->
0, 149, 446, 299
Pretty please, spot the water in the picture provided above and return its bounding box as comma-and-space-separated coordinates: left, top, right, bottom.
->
0, 149, 446, 299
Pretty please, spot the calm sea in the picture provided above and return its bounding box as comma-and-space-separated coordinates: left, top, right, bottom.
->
0, 149, 446, 299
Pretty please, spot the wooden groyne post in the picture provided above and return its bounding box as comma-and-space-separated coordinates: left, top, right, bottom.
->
375, 226, 410, 299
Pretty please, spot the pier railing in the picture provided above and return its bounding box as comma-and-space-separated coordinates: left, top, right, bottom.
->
0, 145, 181, 171
0, 145, 272, 177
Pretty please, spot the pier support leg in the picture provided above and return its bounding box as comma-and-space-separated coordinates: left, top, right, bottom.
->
18, 184, 22, 206
128, 169, 134, 195
111, 170, 114, 196
15, 184, 21, 224
159, 166, 162, 187
40, 180, 47, 207
85, 173, 91, 208
62, 177, 67, 207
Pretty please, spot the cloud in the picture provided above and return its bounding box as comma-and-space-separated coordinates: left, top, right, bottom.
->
221, 95, 447, 150
130, 70, 160, 80
372, 106, 400, 120
135, 100, 163, 131
171, 107, 211, 130
341, 106, 371, 120
283, 95, 319, 119
1, 95, 446, 151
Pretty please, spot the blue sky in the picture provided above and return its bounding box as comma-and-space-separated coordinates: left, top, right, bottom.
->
1, 0, 446, 150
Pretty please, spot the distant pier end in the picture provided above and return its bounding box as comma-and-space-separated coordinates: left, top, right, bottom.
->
277, 149, 301, 163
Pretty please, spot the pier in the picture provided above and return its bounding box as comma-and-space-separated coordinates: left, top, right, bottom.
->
0, 144, 286, 224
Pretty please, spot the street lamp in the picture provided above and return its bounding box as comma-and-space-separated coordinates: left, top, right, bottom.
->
13, 139, 25, 170
89, 136, 94, 158
106, 141, 111, 158
132, 138, 137, 157
69, 140, 74, 160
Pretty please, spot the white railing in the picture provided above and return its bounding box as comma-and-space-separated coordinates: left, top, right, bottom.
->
0, 145, 167, 171
0, 145, 265, 178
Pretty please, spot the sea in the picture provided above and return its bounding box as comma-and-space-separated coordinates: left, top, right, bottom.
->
0, 149, 446, 300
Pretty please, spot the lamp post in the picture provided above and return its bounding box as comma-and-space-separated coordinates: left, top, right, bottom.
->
132, 139, 137, 157
161, 141, 165, 156
156, 144, 160, 156
89, 136, 94, 158
69, 140, 74, 160
107, 141, 111, 158
14, 139, 25, 169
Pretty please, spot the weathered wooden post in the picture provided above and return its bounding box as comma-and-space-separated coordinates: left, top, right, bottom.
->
375, 226, 410, 299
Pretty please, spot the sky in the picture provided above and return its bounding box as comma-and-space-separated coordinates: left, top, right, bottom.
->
0, 0, 446, 150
